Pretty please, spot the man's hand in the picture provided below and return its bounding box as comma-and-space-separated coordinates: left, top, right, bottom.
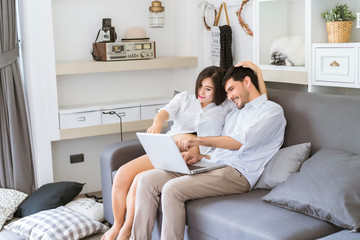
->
147, 123, 162, 134
178, 138, 199, 152
181, 152, 203, 165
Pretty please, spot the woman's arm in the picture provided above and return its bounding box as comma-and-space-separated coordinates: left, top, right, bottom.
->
147, 110, 169, 133
235, 61, 267, 97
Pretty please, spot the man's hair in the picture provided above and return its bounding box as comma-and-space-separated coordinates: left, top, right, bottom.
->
195, 66, 227, 106
222, 66, 259, 91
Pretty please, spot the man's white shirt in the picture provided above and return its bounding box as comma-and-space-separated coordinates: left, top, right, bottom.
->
210, 94, 286, 189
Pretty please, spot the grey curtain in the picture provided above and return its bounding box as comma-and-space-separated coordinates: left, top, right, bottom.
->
0, 0, 35, 194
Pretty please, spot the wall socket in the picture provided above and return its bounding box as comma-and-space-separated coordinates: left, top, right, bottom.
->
70, 154, 84, 164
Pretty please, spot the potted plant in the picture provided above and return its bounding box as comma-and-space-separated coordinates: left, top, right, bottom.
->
321, 3, 356, 43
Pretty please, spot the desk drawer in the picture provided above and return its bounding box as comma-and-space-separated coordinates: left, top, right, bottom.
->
141, 104, 166, 120
59, 111, 101, 129
315, 47, 355, 84
102, 107, 140, 124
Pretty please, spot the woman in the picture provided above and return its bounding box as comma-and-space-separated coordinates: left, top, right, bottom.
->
102, 61, 266, 240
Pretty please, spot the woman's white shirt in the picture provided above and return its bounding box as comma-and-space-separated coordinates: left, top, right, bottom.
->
160, 91, 234, 154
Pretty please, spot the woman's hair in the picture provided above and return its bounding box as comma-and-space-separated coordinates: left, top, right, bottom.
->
195, 66, 227, 106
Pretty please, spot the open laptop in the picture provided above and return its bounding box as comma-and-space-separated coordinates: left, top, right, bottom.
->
136, 132, 226, 174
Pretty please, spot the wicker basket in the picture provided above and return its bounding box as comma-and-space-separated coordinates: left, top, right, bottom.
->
326, 21, 352, 43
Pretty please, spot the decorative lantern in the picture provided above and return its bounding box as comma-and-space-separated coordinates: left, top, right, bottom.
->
149, 1, 164, 28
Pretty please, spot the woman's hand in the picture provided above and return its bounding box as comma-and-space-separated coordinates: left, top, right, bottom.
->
235, 61, 267, 96
235, 61, 261, 76
146, 123, 162, 134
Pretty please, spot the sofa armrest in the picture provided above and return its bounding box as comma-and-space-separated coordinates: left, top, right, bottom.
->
100, 139, 145, 224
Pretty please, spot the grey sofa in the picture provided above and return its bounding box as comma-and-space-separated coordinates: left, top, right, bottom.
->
100, 88, 360, 240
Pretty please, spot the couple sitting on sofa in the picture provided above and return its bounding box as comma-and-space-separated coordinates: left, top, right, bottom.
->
102, 61, 286, 240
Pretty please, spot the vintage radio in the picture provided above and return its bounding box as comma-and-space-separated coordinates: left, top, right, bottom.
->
92, 41, 156, 61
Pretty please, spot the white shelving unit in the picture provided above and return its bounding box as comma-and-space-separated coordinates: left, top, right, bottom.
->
253, 0, 309, 85
54, 56, 198, 141
253, 0, 360, 90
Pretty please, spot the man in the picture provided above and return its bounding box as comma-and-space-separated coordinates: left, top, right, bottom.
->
130, 63, 286, 240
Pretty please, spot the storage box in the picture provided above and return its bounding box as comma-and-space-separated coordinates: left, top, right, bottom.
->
59, 106, 102, 129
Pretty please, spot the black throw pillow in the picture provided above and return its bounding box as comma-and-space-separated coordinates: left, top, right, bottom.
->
15, 181, 85, 217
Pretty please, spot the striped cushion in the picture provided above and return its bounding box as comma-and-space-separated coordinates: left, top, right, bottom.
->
5, 206, 107, 240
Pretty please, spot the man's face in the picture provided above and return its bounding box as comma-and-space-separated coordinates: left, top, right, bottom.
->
224, 78, 249, 109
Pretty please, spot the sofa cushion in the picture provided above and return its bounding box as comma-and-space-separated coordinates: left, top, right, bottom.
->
185, 189, 340, 240
263, 149, 360, 231
255, 142, 311, 189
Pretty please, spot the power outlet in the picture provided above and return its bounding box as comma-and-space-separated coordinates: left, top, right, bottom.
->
70, 154, 84, 164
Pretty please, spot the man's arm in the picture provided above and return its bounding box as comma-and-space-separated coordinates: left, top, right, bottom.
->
180, 136, 242, 151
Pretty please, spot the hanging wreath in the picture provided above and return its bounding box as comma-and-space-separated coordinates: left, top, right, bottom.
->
203, 3, 217, 31
236, 0, 253, 36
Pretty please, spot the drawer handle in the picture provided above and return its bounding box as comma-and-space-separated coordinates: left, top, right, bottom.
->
77, 117, 86, 122
330, 61, 340, 67
118, 112, 126, 117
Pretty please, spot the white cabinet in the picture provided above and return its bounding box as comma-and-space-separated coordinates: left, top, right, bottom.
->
312, 43, 360, 88
57, 98, 171, 139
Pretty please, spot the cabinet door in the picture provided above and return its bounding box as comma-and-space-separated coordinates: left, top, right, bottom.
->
315, 47, 355, 84
59, 111, 102, 129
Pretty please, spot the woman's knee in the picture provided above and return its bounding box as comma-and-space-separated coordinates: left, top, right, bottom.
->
113, 164, 137, 189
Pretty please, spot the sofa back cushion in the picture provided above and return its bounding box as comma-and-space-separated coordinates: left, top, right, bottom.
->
268, 89, 360, 155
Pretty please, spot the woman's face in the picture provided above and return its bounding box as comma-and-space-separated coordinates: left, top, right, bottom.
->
197, 77, 215, 107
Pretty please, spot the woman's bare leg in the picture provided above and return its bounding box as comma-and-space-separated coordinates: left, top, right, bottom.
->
101, 155, 153, 240
116, 173, 142, 240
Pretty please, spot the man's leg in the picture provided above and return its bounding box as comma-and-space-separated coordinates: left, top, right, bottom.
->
160, 166, 250, 240
130, 169, 182, 240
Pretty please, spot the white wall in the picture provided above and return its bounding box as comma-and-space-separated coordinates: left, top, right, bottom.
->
18, 0, 58, 187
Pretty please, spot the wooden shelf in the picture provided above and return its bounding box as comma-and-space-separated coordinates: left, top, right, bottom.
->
59, 119, 155, 140
259, 65, 307, 72
56, 56, 198, 75
262, 68, 308, 85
